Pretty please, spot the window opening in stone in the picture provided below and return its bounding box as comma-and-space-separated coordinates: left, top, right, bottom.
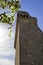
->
20, 14, 22, 17
26, 15, 28, 18
23, 14, 25, 17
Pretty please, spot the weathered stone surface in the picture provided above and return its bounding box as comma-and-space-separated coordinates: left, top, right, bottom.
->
14, 11, 43, 65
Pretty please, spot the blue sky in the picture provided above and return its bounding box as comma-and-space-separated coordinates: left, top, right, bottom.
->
20, 0, 43, 31
0, 0, 43, 65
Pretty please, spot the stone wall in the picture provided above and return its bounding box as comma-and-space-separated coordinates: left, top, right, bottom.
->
14, 11, 43, 65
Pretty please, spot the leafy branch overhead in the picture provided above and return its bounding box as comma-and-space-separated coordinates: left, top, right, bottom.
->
0, 0, 20, 37
0, 0, 20, 25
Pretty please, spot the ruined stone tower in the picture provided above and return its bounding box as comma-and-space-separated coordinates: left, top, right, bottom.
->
14, 11, 43, 65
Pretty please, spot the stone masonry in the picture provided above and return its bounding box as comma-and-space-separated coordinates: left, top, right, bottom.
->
14, 11, 43, 65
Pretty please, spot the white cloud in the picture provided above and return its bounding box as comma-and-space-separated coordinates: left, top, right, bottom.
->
0, 58, 15, 65
0, 23, 16, 65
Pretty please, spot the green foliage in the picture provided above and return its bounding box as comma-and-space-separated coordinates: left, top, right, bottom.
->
0, 0, 20, 24
0, 0, 20, 37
